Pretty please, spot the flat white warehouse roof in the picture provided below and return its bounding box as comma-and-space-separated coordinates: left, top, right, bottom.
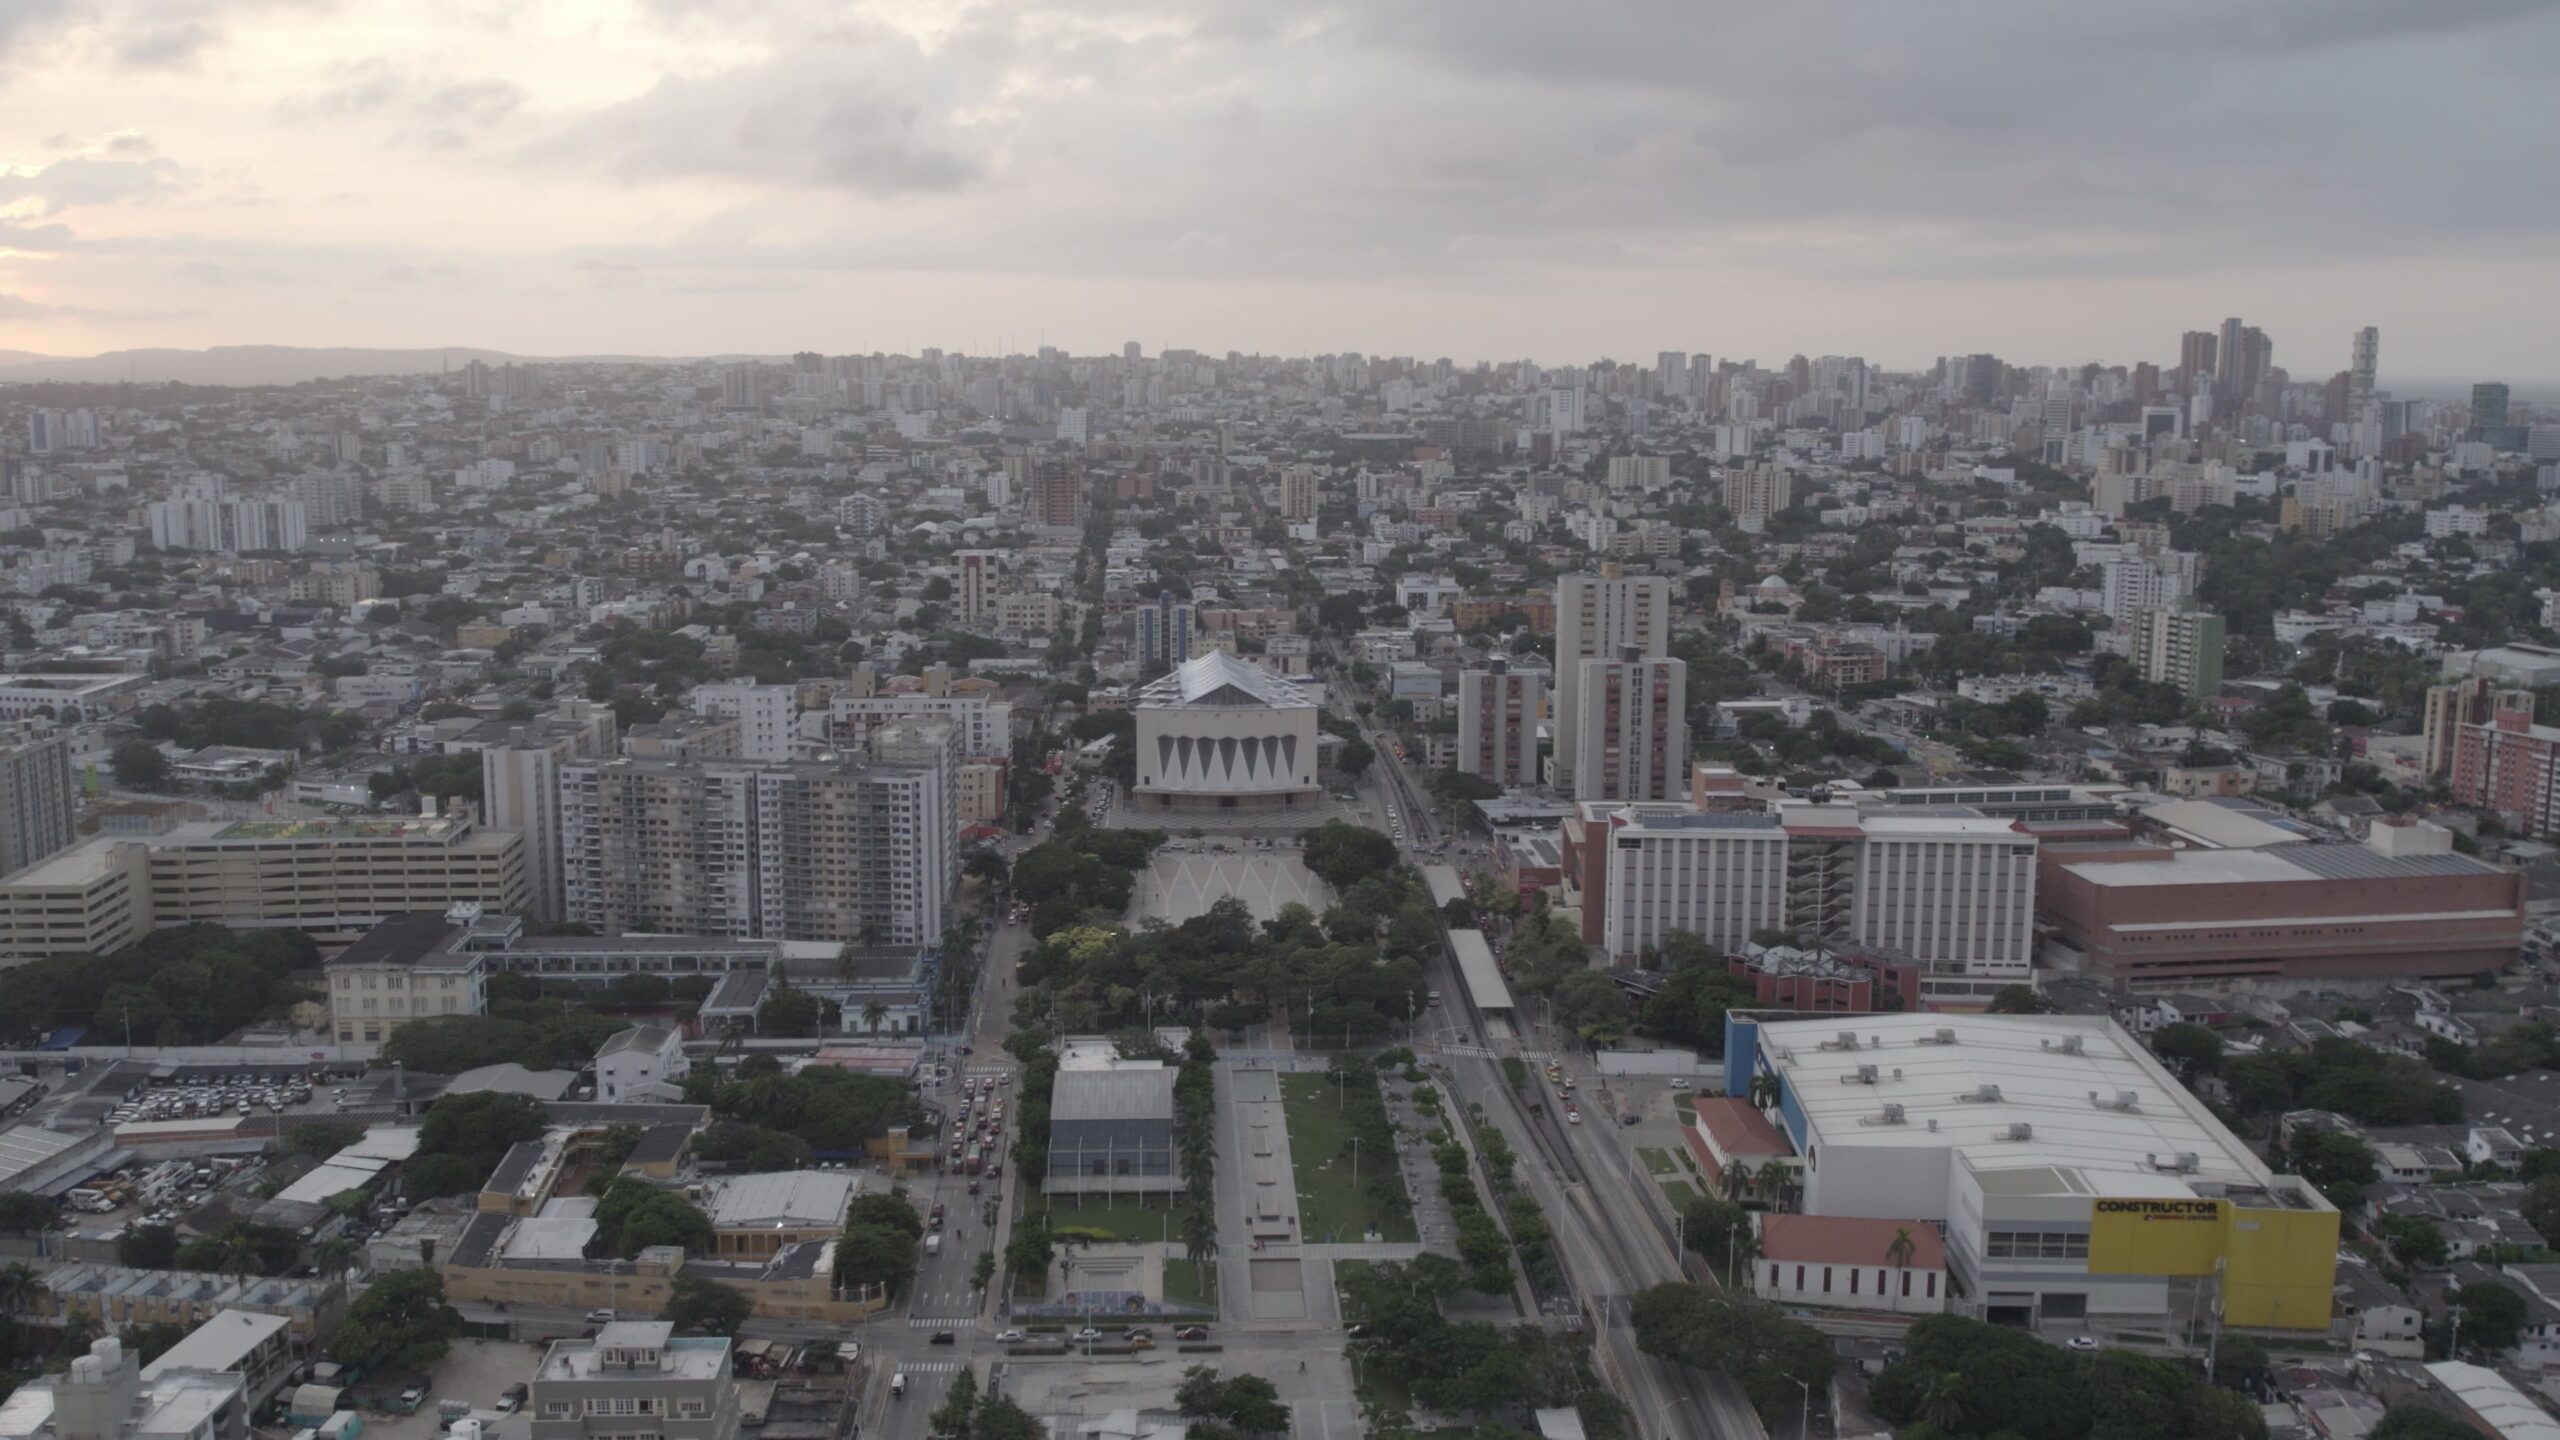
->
1758, 1012, 2267, 1189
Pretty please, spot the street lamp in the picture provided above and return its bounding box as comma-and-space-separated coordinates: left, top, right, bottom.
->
1793, 1375, 1815, 1440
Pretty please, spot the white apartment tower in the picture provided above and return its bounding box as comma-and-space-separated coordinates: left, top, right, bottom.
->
1571, 650, 1688, 804
689, 682, 799, 762
1552, 572, 1672, 794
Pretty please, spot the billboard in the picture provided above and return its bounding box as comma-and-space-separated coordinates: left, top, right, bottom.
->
2087, 1197, 2227, 1277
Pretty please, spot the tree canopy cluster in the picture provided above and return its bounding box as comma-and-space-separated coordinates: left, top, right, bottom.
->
832, 1192, 923, 1297
593, 1175, 713, 1257
405, 1092, 550, 1199
327, 1269, 464, 1371
1865, 1315, 2262, 1440
680, 1060, 924, 1158
1630, 1282, 1835, 1425
1336, 1257, 1616, 1431
2223, 1038, 2463, 1127
0, 923, 317, 1049
1009, 826, 1165, 936
379, 995, 630, 1074
1017, 889, 1429, 1047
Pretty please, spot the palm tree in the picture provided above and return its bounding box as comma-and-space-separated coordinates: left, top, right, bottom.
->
1918, 1370, 1965, 1431
1181, 1207, 1217, 1271
1718, 1164, 1751, 1202
862, 1002, 888, 1036
1714, 1222, 1761, 1288
0, 1262, 44, 1317
1746, 1073, 1781, 1112
1886, 1225, 1918, 1280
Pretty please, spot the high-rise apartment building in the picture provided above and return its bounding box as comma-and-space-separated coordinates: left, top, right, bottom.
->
2453, 693, 2560, 834
1135, 591, 1193, 671
2098, 551, 2201, 627
456, 707, 620, 925
1571, 650, 1687, 804
560, 734, 955, 947
1279, 465, 1318, 523
0, 723, 76, 878
2349, 327, 2379, 412
2178, 331, 2218, 389
1455, 662, 1542, 788
1607, 455, 1672, 491
1551, 572, 1672, 794
2129, 607, 2226, 701
689, 683, 798, 762
1029, 460, 1086, 528
145, 491, 310, 553
1720, 466, 1793, 531
2424, 678, 2528, 779
2473, 382, 2512, 435
956, 551, 998, 626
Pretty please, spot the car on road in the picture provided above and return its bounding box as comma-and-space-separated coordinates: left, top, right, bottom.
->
1124, 1327, 1153, 1340
930, 1332, 957, 1346
1174, 1325, 1210, 1341
1073, 1326, 1102, 1342
496, 1385, 528, 1415
2066, 1335, 2099, 1352
890, 1375, 908, 1398
1669, 1077, 1691, 1090
1344, 1323, 1371, 1339
585, 1309, 616, 1325
1565, 1109, 1581, 1124
996, 1330, 1027, 1344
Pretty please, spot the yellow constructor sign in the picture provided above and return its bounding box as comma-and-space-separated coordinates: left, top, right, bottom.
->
2089, 1196, 2339, 1331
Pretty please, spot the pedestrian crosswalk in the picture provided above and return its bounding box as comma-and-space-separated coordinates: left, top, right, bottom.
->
909, 1317, 977, 1328
896, 1361, 966, 1374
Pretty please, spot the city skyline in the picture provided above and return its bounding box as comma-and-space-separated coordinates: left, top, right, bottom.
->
3, 2, 2558, 372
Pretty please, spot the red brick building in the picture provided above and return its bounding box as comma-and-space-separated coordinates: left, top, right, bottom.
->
2038, 837, 2523, 988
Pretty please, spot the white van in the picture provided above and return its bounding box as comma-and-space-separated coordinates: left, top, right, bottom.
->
890, 1375, 908, 1398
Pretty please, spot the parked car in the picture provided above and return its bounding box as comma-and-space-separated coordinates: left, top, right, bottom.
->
1073, 1327, 1102, 1342
995, 1330, 1027, 1344
1173, 1325, 1210, 1342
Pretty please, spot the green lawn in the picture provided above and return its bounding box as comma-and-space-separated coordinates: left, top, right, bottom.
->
1673, 1092, 1698, 1114
1279, 1073, 1419, 1243
1038, 1197, 1196, 1244
1659, 1180, 1698, 1210
1163, 1257, 1218, 1308
1637, 1147, 1678, 1176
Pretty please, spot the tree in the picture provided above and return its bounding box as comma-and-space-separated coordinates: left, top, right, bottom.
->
970, 1251, 996, 1291
328, 1268, 463, 1370
761, 984, 823, 1037
1986, 984, 2056, 1014
2374, 1215, 2449, 1269
2523, 1176, 2560, 1242
608, 973, 671, 1008
0, 1191, 56, 1236
119, 1224, 180, 1269
1550, 967, 1630, 1046
1630, 1283, 1835, 1425
973, 1397, 1044, 1440
284, 1121, 366, 1158
2151, 1023, 2225, 1079
110, 741, 171, 791
0, 1261, 45, 1316
2375, 1407, 2496, 1440
1006, 1213, 1055, 1284
2287, 1131, 2379, 1193
660, 1275, 750, 1335
929, 1367, 979, 1440
116, 1321, 193, 1365
2454, 1280, 2528, 1352
1174, 1368, 1290, 1437
1300, 821, 1401, 890
594, 1177, 714, 1256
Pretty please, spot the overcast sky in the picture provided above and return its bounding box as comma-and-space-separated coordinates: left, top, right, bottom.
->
3, 0, 2557, 374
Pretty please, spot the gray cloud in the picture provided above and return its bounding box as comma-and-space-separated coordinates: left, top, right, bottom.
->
114, 20, 218, 69
0, 291, 77, 320
525, 26, 988, 196
0, 155, 189, 214
281, 59, 524, 150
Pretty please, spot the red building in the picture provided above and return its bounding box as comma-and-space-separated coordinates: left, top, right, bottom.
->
2452, 693, 2560, 834
1726, 946, 1922, 1013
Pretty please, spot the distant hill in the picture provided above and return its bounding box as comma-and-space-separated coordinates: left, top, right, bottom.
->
0, 345, 696, 387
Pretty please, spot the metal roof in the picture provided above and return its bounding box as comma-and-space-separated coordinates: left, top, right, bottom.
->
1134, 651, 1314, 710
1448, 930, 1514, 1012
0, 1124, 85, 1184
706, 1170, 856, 1228
2279, 844, 2500, 882
1050, 1068, 1177, 1123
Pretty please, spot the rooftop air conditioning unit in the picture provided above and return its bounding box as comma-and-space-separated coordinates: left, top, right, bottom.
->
2005, 1122, 2034, 1141
2060, 1035, 2086, 1055
1853, 1064, 1880, 1085
1933, 1028, 1957, 1045
1961, 1084, 2003, 1103
1836, 1030, 1861, 1051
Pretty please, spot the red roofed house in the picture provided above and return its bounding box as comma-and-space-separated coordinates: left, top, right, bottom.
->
1685, 1097, 1793, 1194
1754, 1214, 1948, 1315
